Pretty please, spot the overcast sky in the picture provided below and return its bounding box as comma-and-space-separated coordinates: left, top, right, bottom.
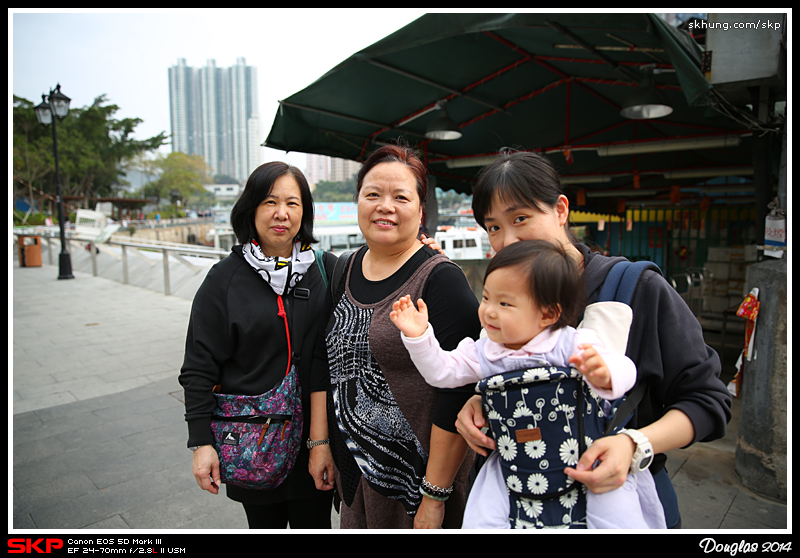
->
10, 9, 429, 172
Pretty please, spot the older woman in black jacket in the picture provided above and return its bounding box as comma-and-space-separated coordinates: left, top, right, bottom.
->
179, 162, 336, 529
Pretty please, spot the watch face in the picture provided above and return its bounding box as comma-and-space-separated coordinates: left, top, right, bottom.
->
640, 454, 653, 470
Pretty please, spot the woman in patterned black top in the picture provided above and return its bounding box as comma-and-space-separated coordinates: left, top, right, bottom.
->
312, 145, 481, 529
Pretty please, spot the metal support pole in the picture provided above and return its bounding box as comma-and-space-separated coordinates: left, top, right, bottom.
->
90, 243, 98, 276
121, 245, 129, 284
51, 113, 74, 280
162, 248, 171, 296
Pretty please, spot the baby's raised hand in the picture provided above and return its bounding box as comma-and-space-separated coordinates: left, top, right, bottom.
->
569, 344, 612, 390
390, 295, 429, 338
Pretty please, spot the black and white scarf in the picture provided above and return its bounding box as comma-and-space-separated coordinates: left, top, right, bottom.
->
242, 240, 315, 296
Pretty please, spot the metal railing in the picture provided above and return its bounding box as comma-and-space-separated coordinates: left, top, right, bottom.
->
670, 266, 712, 317
18, 228, 227, 296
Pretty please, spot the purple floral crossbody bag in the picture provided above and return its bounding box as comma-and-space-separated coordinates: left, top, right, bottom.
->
210, 293, 303, 490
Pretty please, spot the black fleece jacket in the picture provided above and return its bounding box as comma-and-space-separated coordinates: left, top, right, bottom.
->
579, 244, 732, 467
179, 246, 336, 503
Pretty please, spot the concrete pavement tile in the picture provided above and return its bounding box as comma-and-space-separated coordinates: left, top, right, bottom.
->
12, 410, 44, 430
13, 469, 99, 511
13, 436, 138, 490
11, 434, 69, 463
13, 452, 87, 490
120, 486, 244, 530
718, 513, 783, 530
90, 394, 182, 422
12, 510, 38, 530
71, 377, 159, 401
27, 468, 182, 529
150, 403, 187, 428
32, 391, 135, 422
671, 471, 739, 530
119, 423, 187, 454
58, 414, 165, 450
11, 372, 59, 391
724, 491, 787, 529
85, 515, 132, 529
13, 410, 101, 446
95, 363, 174, 386
13, 392, 81, 416
64, 436, 140, 463
82, 446, 184, 489
124, 378, 183, 403
14, 376, 107, 402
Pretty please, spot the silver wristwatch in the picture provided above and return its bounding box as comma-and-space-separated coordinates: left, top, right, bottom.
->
620, 429, 654, 473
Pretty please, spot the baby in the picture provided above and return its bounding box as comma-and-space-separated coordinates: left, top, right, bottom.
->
390, 240, 665, 529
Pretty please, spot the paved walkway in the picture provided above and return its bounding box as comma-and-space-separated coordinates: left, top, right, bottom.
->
11, 253, 787, 532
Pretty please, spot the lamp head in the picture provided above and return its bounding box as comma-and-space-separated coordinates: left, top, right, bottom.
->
34, 94, 53, 126
49, 84, 71, 119
620, 67, 673, 120
425, 102, 462, 140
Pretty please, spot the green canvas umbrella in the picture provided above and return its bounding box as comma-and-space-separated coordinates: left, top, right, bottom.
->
265, 13, 759, 213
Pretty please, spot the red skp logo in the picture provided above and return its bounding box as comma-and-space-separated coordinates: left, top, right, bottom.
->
8, 539, 64, 553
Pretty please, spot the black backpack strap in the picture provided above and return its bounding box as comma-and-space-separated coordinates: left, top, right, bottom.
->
598, 260, 661, 305
330, 250, 355, 307
598, 260, 661, 435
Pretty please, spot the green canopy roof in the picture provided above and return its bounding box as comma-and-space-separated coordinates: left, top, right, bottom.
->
265, 13, 756, 212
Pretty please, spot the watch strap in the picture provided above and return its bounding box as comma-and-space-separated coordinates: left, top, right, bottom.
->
307, 438, 329, 449
620, 429, 654, 473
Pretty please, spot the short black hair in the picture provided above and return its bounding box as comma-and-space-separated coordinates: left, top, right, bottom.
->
230, 162, 318, 246
485, 239, 584, 330
471, 150, 564, 230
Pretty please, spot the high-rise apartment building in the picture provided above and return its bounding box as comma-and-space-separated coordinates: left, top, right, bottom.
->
168, 57, 262, 182
330, 157, 361, 183
305, 153, 361, 186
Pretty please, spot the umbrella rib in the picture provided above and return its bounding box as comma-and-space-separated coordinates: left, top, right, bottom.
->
365, 59, 508, 114
278, 100, 426, 139
545, 19, 642, 84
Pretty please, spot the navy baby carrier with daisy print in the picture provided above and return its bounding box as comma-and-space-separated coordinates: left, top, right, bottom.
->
476, 260, 656, 529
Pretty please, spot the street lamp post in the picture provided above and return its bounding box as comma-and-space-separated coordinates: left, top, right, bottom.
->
34, 84, 74, 280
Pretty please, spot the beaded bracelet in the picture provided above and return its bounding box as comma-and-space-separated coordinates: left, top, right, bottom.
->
419, 476, 454, 501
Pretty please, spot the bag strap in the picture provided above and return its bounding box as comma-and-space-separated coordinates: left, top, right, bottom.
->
276, 294, 292, 377
599, 260, 662, 435
290, 251, 335, 369
315, 250, 329, 289
330, 250, 355, 307
598, 260, 661, 305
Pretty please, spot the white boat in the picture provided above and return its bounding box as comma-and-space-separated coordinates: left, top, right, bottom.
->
434, 226, 492, 260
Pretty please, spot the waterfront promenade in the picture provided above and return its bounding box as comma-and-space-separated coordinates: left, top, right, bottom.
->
11, 252, 787, 532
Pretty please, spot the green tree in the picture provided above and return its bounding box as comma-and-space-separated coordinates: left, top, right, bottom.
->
12, 96, 54, 223
312, 179, 357, 202
145, 151, 211, 209
12, 94, 168, 209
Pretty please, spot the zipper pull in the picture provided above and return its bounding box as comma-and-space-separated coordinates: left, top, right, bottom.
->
281, 420, 289, 441
258, 418, 272, 445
